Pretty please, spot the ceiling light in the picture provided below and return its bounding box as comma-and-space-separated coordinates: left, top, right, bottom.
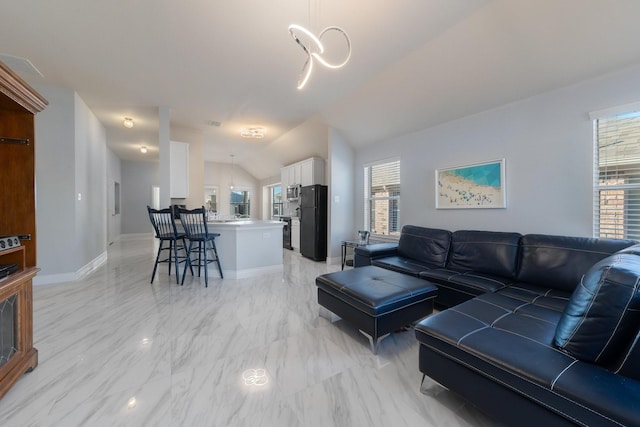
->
240, 127, 265, 139
288, 24, 351, 90
123, 117, 134, 128
140, 146, 147, 154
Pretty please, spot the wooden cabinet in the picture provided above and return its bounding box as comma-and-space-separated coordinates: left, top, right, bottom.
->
0, 61, 47, 399
170, 141, 189, 198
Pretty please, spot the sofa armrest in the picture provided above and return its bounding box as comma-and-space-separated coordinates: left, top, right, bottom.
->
354, 242, 398, 267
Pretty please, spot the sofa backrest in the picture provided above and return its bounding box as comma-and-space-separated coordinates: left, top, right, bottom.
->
615, 330, 640, 381
517, 234, 636, 292
447, 230, 522, 278
397, 225, 451, 268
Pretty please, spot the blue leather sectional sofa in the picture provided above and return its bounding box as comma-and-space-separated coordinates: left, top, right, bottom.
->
354, 225, 640, 426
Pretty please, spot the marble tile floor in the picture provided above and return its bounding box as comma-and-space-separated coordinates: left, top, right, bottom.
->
0, 235, 498, 427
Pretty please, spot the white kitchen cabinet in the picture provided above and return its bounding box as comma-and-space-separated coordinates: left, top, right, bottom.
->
300, 157, 325, 186
283, 157, 325, 188
170, 141, 189, 198
291, 218, 300, 252
288, 163, 301, 186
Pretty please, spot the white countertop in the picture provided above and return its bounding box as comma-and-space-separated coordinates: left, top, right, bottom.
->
206, 219, 284, 228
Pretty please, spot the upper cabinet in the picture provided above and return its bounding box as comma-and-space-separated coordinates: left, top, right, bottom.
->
300, 157, 324, 186
282, 157, 325, 187
170, 141, 189, 198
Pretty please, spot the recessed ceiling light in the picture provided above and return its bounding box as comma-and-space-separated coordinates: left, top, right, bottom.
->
123, 117, 134, 128
140, 146, 148, 154
240, 127, 265, 139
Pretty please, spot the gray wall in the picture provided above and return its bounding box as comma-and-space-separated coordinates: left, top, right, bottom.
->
328, 129, 355, 263
74, 93, 107, 263
34, 85, 77, 276
107, 148, 122, 244
355, 63, 640, 237
34, 85, 109, 283
121, 160, 159, 234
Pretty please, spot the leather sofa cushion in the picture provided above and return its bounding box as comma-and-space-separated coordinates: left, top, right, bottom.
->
396, 225, 451, 268
372, 256, 440, 277
446, 230, 521, 279
420, 268, 513, 296
554, 253, 640, 368
498, 282, 571, 312
415, 292, 640, 426
517, 234, 636, 292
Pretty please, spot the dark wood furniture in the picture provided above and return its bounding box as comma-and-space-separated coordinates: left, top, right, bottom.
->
0, 60, 47, 399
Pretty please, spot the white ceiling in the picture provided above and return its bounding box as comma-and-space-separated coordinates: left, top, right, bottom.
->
2, 0, 640, 180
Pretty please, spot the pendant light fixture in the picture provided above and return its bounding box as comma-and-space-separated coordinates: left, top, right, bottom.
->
288, 1, 351, 90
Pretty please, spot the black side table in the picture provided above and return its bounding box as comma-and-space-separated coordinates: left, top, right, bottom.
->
341, 239, 384, 270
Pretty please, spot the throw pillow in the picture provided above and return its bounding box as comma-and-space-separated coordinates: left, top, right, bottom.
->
554, 253, 640, 366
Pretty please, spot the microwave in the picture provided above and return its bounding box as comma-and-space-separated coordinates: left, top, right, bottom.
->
286, 184, 301, 201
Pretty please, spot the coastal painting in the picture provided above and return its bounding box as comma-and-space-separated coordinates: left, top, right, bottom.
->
436, 159, 506, 209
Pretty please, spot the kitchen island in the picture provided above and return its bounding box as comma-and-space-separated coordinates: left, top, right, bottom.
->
206, 220, 284, 279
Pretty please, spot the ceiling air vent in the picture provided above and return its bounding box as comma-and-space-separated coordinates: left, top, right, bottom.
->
206, 120, 222, 127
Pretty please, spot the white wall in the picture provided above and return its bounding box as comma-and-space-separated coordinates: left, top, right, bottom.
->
355, 63, 640, 237
328, 128, 355, 263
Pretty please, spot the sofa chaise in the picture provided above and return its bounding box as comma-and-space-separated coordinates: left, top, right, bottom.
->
353, 225, 640, 426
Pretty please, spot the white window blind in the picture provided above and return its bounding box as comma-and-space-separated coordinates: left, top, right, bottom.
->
594, 113, 640, 240
364, 159, 400, 236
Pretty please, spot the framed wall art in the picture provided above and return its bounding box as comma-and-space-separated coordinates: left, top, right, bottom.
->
436, 159, 506, 209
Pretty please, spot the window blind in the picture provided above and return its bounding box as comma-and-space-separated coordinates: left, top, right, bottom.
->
594, 114, 640, 240
364, 159, 400, 236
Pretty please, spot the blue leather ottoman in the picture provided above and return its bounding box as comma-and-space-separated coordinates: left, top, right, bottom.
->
316, 265, 438, 354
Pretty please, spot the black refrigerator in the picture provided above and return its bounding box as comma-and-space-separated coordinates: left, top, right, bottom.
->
300, 184, 328, 261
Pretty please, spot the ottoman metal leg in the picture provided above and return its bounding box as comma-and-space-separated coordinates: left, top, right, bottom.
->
359, 330, 390, 355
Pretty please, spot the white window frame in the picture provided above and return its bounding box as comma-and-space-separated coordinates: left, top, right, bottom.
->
591, 102, 640, 240
364, 158, 400, 238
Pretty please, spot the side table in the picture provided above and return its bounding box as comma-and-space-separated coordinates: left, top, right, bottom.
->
341, 239, 385, 270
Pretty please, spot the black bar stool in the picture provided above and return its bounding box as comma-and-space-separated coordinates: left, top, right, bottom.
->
179, 206, 223, 287
147, 206, 191, 284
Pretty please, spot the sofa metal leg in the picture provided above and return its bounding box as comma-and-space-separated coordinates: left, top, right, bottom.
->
420, 374, 448, 396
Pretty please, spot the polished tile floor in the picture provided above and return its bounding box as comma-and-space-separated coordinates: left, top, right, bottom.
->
0, 236, 497, 426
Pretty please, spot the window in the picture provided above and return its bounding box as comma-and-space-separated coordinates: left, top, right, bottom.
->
364, 159, 400, 236
230, 190, 251, 218
594, 111, 640, 240
204, 186, 217, 214
271, 185, 283, 217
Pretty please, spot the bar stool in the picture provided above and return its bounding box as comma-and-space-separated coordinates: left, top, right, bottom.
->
147, 206, 191, 284
179, 206, 223, 287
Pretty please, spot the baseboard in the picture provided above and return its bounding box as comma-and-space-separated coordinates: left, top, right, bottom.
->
33, 251, 108, 286
223, 264, 284, 279
119, 233, 152, 240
